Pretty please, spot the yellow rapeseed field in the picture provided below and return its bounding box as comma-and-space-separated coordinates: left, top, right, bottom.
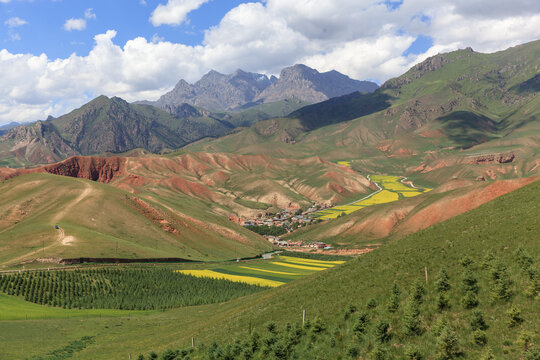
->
177, 270, 284, 287
360, 190, 399, 205
402, 191, 423, 197
314, 174, 431, 219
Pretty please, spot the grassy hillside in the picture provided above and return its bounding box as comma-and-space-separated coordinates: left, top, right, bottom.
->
286, 177, 537, 247
187, 41, 540, 185
0, 173, 273, 267
0, 179, 537, 359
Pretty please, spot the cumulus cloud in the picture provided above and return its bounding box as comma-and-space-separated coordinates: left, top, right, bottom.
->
150, 0, 209, 26
1, 0, 539, 124
63, 9, 96, 32
63, 18, 86, 31
5, 17, 27, 28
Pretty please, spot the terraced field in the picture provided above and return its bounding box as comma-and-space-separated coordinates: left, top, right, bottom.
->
177, 255, 344, 287
314, 174, 431, 219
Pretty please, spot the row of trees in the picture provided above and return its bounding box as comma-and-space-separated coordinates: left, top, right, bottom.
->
0, 268, 265, 310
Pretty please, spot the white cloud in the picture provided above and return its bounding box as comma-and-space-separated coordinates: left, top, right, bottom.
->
0, 0, 11, 3
150, 0, 209, 26
84, 8, 96, 20
5, 17, 27, 28
63, 18, 86, 31
1, 0, 540, 124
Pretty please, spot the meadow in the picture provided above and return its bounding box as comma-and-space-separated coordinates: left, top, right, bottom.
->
313, 174, 431, 219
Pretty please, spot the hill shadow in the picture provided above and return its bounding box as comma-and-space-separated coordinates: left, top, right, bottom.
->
509, 74, 540, 95
288, 91, 392, 131
436, 111, 499, 148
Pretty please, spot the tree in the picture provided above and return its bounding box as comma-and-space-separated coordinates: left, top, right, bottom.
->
506, 305, 523, 327
461, 269, 479, 294
410, 279, 426, 304
470, 310, 488, 331
472, 329, 487, 346
404, 345, 423, 360
437, 292, 450, 311
403, 300, 422, 336
490, 260, 512, 302
461, 291, 479, 309
353, 312, 369, 338
436, 268, 451, 293
374, 319, 391, 343
436, 327, 460, 360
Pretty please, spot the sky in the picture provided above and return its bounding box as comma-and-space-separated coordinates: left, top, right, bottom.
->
0, 0, 539, 125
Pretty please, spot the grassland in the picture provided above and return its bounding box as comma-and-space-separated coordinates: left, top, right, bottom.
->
313, 174, 431, 219
0, 173, 273, 267
0, 180, 537, 359
0, 293, 147, 321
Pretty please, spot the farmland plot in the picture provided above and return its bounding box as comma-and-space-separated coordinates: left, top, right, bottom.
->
177, 255, 344, 287
314, 174, 431, 219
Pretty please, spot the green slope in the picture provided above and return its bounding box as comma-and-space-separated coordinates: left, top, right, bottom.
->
187, 40, 540, 184
0, 180, 537, 359
0, 173, 272, 267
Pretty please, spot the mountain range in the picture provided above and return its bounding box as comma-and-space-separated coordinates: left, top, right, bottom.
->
0, 64, 378, 167
189, 40, 540, 184
142, 64, 378, 112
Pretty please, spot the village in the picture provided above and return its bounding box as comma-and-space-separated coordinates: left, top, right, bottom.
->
228, 202, 335, 250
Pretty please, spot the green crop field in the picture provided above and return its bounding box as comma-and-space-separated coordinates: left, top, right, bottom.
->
177, 254, 346, 287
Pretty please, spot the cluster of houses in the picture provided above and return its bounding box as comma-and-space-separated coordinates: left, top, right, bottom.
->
263, 236, 332, 250
228, 202, 333, 231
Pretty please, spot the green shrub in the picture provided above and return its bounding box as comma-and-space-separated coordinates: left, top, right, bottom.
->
506, 305, 523, 327
437, 292, 450, 311
404, 345, 423, 360
473, 329, 487, 346
436, 327, 460, 360
374, 319, 391, 343
461, 291, 479, 309
410, 280, 426, 304
403, 300, 422, 335
470, 310, 488, 331
435, 268, 451, 293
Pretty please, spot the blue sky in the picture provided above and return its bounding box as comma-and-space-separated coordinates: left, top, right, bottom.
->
1, 1, 253, 59
0, 0, 538, 124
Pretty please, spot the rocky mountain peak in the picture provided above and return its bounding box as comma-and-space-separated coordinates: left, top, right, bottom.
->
146, 64, 377, 111
280, 64, 319, 80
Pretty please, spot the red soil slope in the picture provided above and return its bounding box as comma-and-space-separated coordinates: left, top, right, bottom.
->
294, 177, 538, 243
0, 156, 125, 183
